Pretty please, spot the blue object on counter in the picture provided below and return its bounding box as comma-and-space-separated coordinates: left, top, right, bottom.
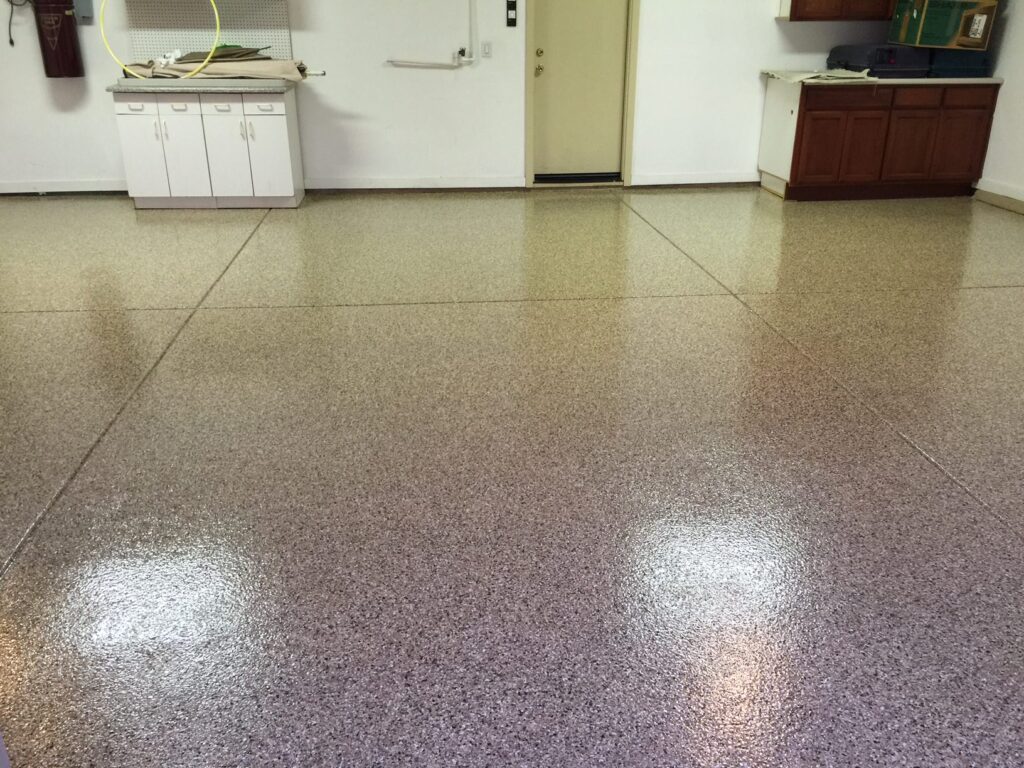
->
930, 49, 993, 78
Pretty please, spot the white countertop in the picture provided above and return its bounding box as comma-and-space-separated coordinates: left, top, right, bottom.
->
107, 78, 297, 94
763, 70, 1003, 87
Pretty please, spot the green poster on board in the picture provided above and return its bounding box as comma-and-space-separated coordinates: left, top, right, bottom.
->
890, 0, 997, 49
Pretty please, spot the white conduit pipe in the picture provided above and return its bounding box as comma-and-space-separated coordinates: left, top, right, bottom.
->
387, 0, 478, 70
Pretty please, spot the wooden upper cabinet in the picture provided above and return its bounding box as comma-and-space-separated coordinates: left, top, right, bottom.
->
786, 0, 895, 20
842, 0, 895, 19
882, 110, 941, 181
787, 0, 844, 20
931, 109, 991, 181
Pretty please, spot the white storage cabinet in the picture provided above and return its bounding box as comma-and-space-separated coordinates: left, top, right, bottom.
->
112, 85, 304, 209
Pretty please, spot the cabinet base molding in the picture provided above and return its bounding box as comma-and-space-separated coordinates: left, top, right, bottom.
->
785, 182, 974, 201
133, 193, 305, 210
760, 172, 788, 199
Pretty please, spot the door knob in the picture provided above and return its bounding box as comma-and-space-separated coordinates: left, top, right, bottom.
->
536, 48, 544, 57
535, 65, 544, 76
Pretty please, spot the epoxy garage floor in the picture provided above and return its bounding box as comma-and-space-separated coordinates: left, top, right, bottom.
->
1, 188, 1023, 766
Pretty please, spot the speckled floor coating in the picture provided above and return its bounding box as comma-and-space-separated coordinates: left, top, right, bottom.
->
0, 189, 1022, 767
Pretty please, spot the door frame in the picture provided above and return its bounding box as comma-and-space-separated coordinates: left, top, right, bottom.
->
524, 0, 641, 187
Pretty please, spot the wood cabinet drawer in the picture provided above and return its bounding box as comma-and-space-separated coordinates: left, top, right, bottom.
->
893, 87, 943, 108
201, 94, 244, 115
243, 94, 287, 115
114, 94, 158, 115
805, 86, 894, 110
157, 94, 202, 116
943, 86, 997, 109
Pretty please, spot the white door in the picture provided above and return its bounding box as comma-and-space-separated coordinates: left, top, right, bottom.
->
246, 116, 295, 197
203, 115, 254, 198
160, 115, 213, 197
532, 0, 631, 179
116, 115, 170, 198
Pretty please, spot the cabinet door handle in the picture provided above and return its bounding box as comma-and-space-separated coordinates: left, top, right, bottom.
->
248, 121, 255, 140
154, 120, 160, 141
172, 103, 188, 112
240, 120, 247, 140
129, 103, 145, 112
257, 104, 274, 112
216, 104, 231, 112
163, 121, 169, 140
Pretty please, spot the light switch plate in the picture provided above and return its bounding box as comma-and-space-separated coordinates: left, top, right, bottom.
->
74, 0, 94, 22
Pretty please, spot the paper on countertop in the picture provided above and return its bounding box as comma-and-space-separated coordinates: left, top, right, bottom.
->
763, 69, 877, 83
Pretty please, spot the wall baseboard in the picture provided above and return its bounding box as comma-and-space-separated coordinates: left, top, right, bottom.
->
975, 179, 1024, 202
0, 180, 128, 194
305, 176, 527, 190
974, 188, 1024, 216
629, 171, 761, 186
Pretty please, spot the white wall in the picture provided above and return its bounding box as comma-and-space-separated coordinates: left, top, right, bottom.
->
630, 0, 887, 185
0, 4, 131, 193
978, 2, 1024, 203
290, 0, 526, 189
0, 0, 526, 192
2, 0, 1019, 194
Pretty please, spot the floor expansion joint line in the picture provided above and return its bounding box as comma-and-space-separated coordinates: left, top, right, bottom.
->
613, 193, 1022, 542
0, 307, 198, 315
0, 209, 272, 585
197, 293, 732, 312
740, 297, 1024, 544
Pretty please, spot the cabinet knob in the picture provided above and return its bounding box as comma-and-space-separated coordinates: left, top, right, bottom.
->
535, 65, 544, 76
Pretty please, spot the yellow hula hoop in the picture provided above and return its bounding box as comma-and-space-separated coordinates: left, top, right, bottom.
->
100, 0, 222, 80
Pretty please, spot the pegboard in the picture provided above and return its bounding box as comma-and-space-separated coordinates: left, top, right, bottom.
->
126, 0, 292, 62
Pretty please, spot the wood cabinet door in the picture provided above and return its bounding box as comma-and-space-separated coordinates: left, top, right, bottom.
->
795, 111, 848, 185
203, 115, 255, 198
246, 115, 295, 198
931, 109, 991, 181
161, 115, 213, 198
882, 110, 940, 181
842, 0, 895, 19
115, 115, 170, 199
789, 0, 844, 20
840, 110, 890, 183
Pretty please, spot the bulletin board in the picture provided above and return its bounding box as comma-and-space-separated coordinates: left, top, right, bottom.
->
126, 0, 293, 61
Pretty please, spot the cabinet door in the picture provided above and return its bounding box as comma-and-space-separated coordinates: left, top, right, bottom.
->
246, 116, 295, 198
842, 0, 894, 19
881, 110, 940, 181
931, 109, 991, 181
795, 111, 847, 185
160, 115, 213, 197
840, 110, 890, 183
790, 0, 844, 20
203, 115, 255, 197
116, 115, 170, 198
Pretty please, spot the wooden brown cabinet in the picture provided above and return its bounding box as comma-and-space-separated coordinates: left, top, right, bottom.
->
760, 80, 1001, 200
931, 109, 992, 180
784, 0, 895, 21
882, 110, 941, 180
796, 111, 847, 183
840, 110, 890, 183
